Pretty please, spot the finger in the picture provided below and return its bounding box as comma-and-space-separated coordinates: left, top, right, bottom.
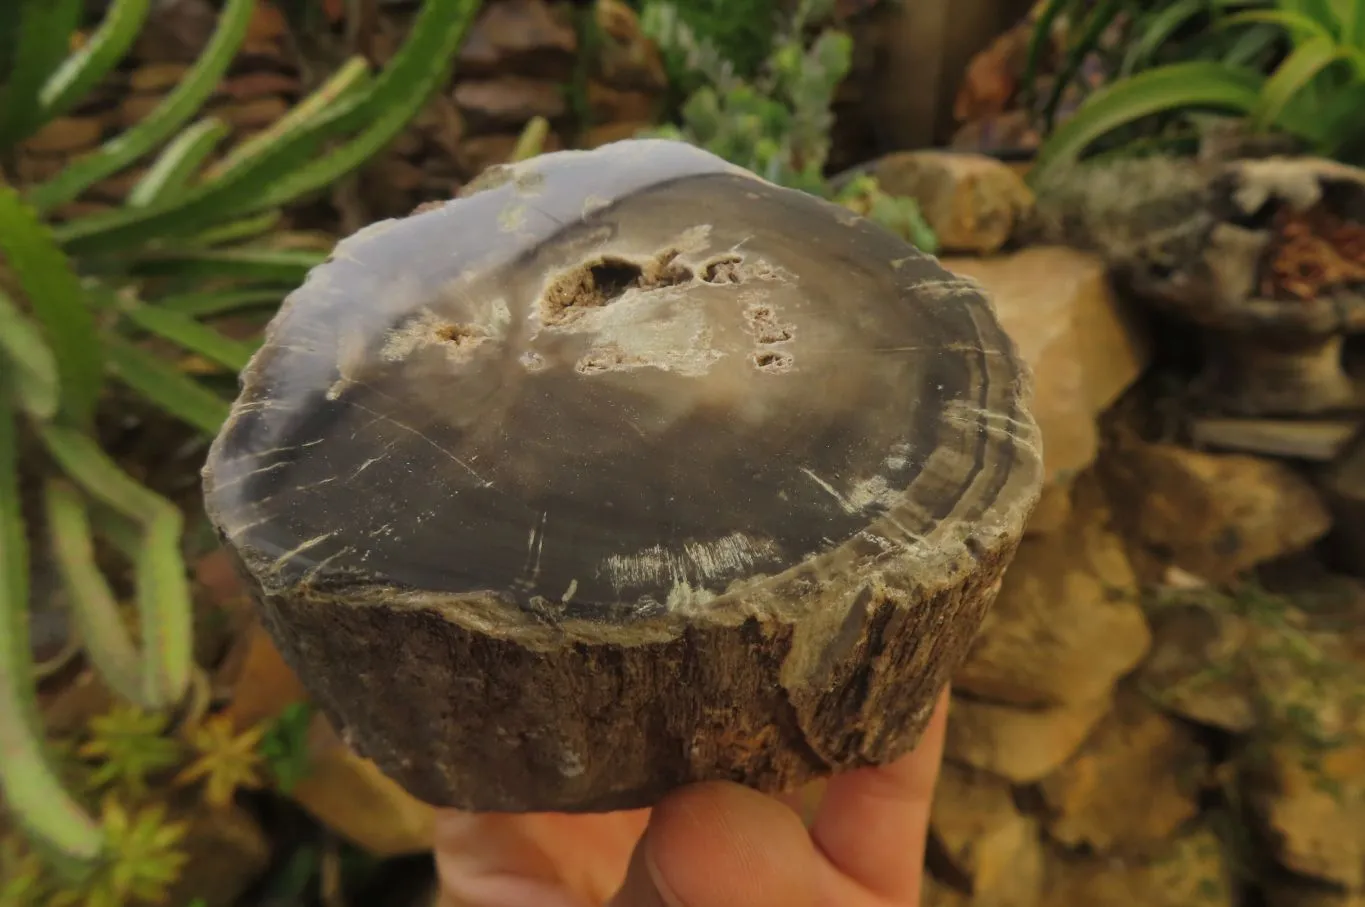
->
811, 687, 950, 904
434, 809, 649, 907
610, 782, 820, 907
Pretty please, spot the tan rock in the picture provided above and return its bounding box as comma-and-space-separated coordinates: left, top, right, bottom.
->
593, 0, 668, 91
1102, 437, 1332, 582
367, 156, 427, 193
581, 120, 651, 149
945, 694, 1111, 784
1247, 743, 1365, 889
456, 131, 565, 178
1045, 826, 1234, 907
119, 94, 166, 128
89, 167, 148, 203
215, 96, 290, 131
1136, 599, 1258, 733
130, 63, 190, 93
16, 152, 71, 183
23, 116, 102, 154
218, 71, 302, 101
383, 128, 424, 160
1039, 692, 1206, 854
868, 151, 1034, 253
586, 81, 658, 124
291, 712, 436, 856
1024, 480, 1072, 535
458, 0, 578, 80
943, 249, 1150, 491
954, 477, 1149, 707
453, 78, 567, 133
931, 762, 1044, 903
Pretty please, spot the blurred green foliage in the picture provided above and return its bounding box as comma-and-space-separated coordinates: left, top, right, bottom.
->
1026, 0, 1365, 184
640, 0, 937, 251
0, 0, 484, 896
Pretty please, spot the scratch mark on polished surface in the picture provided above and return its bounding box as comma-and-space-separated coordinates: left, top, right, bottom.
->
268, 531, 338, 575
345, 400, 492, 489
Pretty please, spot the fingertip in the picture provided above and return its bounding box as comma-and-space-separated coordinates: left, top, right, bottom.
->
643, 782, 819, 907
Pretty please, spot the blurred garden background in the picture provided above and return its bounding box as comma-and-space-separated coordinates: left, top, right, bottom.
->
2, 0, 1365, 904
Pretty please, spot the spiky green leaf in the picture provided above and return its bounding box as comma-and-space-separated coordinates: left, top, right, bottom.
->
25, 0, 254, 214
0, 180, 103, 426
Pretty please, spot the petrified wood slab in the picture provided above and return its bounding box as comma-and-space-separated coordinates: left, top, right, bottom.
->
202, 139, 1043, 812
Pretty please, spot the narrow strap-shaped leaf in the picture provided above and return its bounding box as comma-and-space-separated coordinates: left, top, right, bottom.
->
153, 287, 286, 317
1254, 34, 1351, 129
249, 0, 481, 211
1031, 62, 1265, 186
0, 288, 59, 419
131, 248, 326, 283
25, 0, 254, 214
120, 303, 256, 372
0, 0, 83, 148
1042, 0, 1123, 130
133, 507, 192, 708
38, 425, 192, 706
0, 398, 105, 868
206, 56, 372, 180
0, 180, 103, 427
39, 0, 152, 121
1121, 0, 1215, 77
179, 210, 282, 247
104, 337, 230, 435
1021, 0, 1077, 111
1338, 0, 1365, 52
1224, 9, 1365, 73
54, 0, 478, 255
127, 117, 231, 208
43, 479, 144, 704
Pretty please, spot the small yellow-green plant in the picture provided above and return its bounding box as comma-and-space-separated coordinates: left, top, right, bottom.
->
174, 713, 267, 809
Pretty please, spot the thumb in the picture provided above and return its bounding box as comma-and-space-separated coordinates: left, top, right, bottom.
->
608, 782, 819, 907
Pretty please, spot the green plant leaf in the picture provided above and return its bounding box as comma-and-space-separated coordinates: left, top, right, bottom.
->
0, 289, 59, 420
0, 180, 103, 427
39, 0, 152, 122
152, 287, 286, 317
177, 211, 282, 248
1253, 33, 1353, 129
1021, 0, 1078, 110
1031, 61, 1265, 185
43, 480, 144, 704
53, 0, 482, 256
130, 248, 326, 283
25, 0, 254, 214
1043, 0, 1123, 129
1224, 9, 1365, 72
205, 56, 372, 180
0, 0, 82, 147
127, 117, 231, 208
38, 425, 192, 707
103, 337, 230, 436
120, 303, 255, 373
0, 398, 105, 870
1339, 0, 1365, 51
245, 0, 483, 211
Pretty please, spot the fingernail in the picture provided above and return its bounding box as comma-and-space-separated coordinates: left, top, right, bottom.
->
609, 832, 677, 907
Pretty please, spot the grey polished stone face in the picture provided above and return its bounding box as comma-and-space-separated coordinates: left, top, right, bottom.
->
204, 139, 1032, 622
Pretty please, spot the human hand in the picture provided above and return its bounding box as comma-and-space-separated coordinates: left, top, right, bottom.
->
434, 687, 949, 907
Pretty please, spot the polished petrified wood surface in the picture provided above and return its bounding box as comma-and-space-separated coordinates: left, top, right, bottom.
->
204, 139, 1043, 812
